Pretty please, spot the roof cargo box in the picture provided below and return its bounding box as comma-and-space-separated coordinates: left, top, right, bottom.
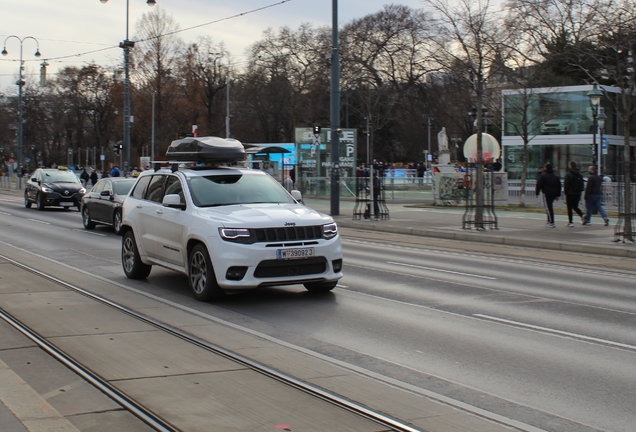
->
166, 136, 246, 162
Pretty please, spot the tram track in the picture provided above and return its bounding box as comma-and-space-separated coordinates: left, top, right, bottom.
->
0, 253, 420, 432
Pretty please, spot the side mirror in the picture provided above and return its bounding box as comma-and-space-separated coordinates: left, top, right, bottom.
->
291, 190, 303, 203
31, 177, 37, 182
162, 193, 186, 210
100, 190, 112, 197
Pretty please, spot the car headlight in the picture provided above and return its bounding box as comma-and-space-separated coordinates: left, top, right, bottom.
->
41, 186, 53, 193
219, 228, 254, 244
323, 222, 338, 239
79, 187, 86, 194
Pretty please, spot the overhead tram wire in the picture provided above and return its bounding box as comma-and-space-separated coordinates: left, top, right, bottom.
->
2, 0, 295, 67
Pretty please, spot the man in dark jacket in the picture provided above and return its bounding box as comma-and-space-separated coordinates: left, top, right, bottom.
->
583, 165, 609, 226
563, 161, 585, 227
535, 163, 561, 228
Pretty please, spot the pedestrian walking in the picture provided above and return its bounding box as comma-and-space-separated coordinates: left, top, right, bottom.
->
90, 169, 99, 186
80, 168, 90, 187
563, 161, 585, 227
535, 163, 561, 228
582, 165, 609, 226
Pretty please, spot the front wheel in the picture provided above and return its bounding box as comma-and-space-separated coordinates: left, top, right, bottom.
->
303, 281, 338, 293
24, 193, 32, 208
189, 244, 224, 302
113, 210, 123, 235
122, 230, 152, 279
36, 193, 46, 211
82, 207, 96, 229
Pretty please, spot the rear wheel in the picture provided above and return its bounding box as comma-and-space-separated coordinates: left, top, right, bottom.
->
82, 207, 96, 229
189, 244, 225, 301
113, 210, 123, 235
303, 281, 338, 293
122, 230, 151, 279
24, 193, 32, 208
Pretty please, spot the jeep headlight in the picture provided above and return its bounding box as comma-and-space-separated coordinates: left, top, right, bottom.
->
323, 222, 338, 239
219, 228, 253, 244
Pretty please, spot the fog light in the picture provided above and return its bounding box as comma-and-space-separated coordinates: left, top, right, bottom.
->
332, 259, 342, 273
226, 266, 248, 281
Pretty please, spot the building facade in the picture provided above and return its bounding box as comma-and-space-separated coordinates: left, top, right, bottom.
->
502, 85, 635, 180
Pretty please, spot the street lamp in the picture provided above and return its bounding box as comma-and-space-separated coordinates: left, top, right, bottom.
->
2, 35, 41, 188
587, 83, 604, 174
423, 114, 434, 169
100, 0, 156, 176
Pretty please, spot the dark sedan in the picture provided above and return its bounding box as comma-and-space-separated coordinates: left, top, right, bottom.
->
25, 168, 87, 210
81, 177, 136, 234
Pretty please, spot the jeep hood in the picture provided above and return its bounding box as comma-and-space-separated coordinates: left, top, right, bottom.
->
196, 204, 333, 226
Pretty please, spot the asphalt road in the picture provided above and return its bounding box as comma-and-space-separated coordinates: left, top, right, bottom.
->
1, 193, 635, 432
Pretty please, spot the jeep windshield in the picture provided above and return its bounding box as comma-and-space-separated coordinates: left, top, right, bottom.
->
188, 173, 296, 207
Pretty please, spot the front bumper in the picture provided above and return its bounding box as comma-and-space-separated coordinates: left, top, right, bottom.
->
206, 235, 343, 290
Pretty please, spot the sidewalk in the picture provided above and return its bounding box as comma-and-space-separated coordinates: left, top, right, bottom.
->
303, 198, 636, 259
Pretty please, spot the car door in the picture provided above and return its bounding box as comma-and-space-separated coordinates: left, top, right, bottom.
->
86, 180, 105, 221
27, 170, 41, 202
95, 180, 114, 222
134, 174, 167, 259
146, 175, 187, 266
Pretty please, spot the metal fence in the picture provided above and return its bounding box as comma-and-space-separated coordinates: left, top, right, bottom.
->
507, 180, 633, 211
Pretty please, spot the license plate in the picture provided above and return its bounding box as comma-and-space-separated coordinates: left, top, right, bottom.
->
277, 247, 314, 259
60, 202, 73, 207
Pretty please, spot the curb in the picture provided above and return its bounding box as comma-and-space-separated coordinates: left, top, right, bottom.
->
336, 220, 636, 259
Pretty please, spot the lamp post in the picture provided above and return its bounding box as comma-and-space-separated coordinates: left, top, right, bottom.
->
587, 83, 603, 174
423, 114, 434, 169
597, 107, 607, 176
100, 0, 156, 177
2, 35, 41, 189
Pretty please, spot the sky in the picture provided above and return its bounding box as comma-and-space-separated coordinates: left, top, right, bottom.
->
0, 0, 427, 91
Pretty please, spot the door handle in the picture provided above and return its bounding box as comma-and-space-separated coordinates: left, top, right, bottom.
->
156, 209, 163, 214
136, 204, 142, 208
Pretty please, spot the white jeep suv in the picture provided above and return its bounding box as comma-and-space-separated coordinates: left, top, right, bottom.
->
120, 137, 343, 301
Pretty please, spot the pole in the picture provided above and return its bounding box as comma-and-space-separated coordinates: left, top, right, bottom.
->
226, 74, 231, 138
330, 0, 340, 216
592, 107, 597, 172
121, 0, 133, 176
366, 116, 373, 219
2, 36, 40, 188
17, 45, 23, 188
151, 91, 155, 162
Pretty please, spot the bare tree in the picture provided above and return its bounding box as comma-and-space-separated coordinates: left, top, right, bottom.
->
424, 0, 508, 227
340, 5, 437, 162
588, 0, 636, 241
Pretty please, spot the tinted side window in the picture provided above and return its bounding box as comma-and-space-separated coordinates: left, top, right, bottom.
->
146, 175, 167, 203
131, 175, 152, 200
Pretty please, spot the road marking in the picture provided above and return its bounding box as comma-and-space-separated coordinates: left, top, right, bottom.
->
474, 314, 636, 351
73, 229, 106, 237
0, 211, 11, 216
27, 219, 50, 225
388, 261, 497, 280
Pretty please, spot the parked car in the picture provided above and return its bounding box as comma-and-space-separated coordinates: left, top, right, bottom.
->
120, 136, 343, 301
81, 177, 137, 234
540, 113, 593, 135
24, 167, 86, 210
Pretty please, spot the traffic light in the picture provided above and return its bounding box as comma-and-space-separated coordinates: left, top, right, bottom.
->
114, 142, 122, 155
313, 125, 321, 135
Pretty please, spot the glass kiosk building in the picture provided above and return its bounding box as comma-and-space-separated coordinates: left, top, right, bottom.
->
502, 84, 635, 180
